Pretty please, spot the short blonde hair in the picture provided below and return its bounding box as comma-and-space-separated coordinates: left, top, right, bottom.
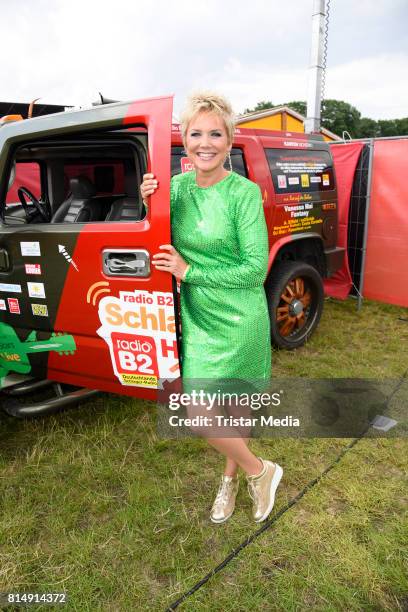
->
180, 91, 236, 146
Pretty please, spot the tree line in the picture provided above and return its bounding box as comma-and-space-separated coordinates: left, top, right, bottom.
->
243, 100, 408, 139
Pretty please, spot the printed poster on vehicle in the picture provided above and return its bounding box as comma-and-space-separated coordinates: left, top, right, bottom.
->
8, 298, 20, 314
31, 304, 49, 317
301, 174, 310, 188
266, 149, 334, 194
97, 289, 180, 388
20, 241, 41, 256
27, 282, 46, 299
25, 264, 42, 275
0, 283, 21, 293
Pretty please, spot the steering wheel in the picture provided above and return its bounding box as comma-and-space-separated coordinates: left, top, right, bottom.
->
17, 187, 49, 222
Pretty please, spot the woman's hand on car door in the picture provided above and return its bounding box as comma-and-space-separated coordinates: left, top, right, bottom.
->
140, 173, 158, 202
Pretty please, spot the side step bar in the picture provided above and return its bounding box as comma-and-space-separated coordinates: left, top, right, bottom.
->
5, 378, 54, 396
1, 383, 99, 418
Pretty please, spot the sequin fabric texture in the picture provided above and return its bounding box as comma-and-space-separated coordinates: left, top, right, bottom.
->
170, 170, 271, 380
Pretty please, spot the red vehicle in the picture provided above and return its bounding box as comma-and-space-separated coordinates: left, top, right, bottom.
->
0, 95, 343, 416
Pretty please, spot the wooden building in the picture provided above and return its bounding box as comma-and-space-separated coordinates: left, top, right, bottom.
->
237, 106, 341, 141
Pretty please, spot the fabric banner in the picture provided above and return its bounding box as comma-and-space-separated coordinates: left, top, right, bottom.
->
324, 142, 364, 299
6, 162, 41, 204
364, 139, 408, 307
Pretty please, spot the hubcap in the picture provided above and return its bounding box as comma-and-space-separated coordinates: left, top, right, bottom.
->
289, 299, 303, 317
276, 276, 312, 337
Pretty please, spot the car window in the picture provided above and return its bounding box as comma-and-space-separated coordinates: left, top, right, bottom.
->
3, 136, 146, 225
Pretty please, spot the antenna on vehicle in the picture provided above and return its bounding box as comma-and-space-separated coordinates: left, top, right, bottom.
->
93, 93, 121, 106
28, 98, 41, 118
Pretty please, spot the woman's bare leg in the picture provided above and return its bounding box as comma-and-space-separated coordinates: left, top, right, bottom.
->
184, 392, 262, 477
224, 438, 249, 476
221, 393, 254, 476
207, 437, 263, 477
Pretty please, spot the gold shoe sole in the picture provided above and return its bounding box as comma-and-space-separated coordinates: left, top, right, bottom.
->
255, 463, 283, 523
210, 509, 235, 524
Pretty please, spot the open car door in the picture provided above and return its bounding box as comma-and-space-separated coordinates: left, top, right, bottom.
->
0, 96, 179, 404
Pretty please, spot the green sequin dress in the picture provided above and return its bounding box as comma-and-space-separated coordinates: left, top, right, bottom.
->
171, 171, 271, 380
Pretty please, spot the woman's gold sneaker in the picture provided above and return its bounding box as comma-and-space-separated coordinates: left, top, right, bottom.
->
247, 458, 283, 522
210, 475, 239, 523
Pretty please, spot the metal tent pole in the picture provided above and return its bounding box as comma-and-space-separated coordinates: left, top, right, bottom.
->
305, 0, 326, 134
357, 139, 375, 310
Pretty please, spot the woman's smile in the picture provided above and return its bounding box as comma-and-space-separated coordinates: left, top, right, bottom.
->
196, 152, 217, 159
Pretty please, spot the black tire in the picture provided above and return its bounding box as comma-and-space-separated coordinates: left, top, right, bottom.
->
266, 261, 324, 350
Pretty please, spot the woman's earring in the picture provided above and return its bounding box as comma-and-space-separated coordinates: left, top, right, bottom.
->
227, 152, 232, 172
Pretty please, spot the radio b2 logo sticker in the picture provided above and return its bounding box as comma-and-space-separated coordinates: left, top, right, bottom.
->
111, 332, 159, 386
96, 289, 180, 389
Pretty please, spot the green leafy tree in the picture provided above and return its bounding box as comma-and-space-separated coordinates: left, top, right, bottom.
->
394, 118, 408, 135
243, 100, 274, 113
375, 119, 408, 137
357, 117, 380, 138
282, 100, 307, 116
284, 99, 361, 137
377, 119, 398, 137
367, 118, 408, 137
320, 99, 361, 137
243, 98, 408, 138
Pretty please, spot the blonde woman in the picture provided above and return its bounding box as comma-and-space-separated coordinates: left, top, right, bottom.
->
141, 92, 283, 523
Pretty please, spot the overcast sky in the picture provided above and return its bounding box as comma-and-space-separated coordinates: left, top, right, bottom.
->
1, 0, 407, 120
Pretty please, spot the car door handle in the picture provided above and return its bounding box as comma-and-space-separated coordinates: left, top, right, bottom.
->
102, 249, 150, 277
0, 248, 10, 272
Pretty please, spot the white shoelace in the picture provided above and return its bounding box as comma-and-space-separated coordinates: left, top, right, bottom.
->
215, 479, 233, 505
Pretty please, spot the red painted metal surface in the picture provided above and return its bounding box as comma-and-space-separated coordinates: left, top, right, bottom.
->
47, 96, 176, 398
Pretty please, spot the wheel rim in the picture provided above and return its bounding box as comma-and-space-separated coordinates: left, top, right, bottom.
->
276, 276, 314, 339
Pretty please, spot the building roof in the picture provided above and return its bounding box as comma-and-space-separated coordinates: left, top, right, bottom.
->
237, 105, 341, 140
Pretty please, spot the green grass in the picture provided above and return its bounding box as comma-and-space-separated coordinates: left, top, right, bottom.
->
273, 297, 408, 378
0, 297, 407, 611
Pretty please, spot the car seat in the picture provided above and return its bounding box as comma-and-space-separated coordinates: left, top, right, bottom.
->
51, 176, 102, 223
105, 174, 144, 222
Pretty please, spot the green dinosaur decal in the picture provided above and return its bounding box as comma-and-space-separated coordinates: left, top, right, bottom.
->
0, 322, 76, 387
